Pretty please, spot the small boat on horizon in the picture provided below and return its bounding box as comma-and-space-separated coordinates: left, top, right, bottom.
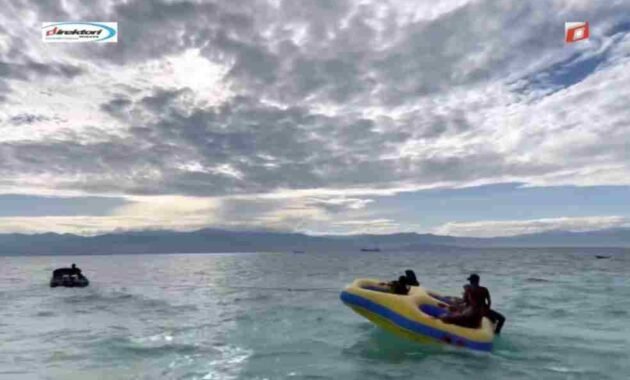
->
360, 247, 381, 252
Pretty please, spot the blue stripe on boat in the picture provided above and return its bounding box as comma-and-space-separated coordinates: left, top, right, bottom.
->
419, 304, 448, 318
340, 291, 493, 352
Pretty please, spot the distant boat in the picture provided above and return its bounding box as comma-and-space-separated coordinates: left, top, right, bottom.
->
360, 248, 381, 252
292, 250, 305, 254
50, 267, 89, 288
595, 255, 611, 259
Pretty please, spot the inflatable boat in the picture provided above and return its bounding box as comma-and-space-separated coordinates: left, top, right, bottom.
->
340, 279, 495, 352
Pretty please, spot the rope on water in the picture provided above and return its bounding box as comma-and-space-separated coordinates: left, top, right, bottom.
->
127, 284, 343, 293
220, 285, 341, 293
3, 280, 343, 293
116, 282, 343, 293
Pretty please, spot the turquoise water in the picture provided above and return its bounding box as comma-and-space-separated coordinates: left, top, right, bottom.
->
1, 248, 629, 379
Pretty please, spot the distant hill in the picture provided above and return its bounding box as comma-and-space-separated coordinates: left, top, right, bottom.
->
456, 228, 630, 248
0, 227, 629, 256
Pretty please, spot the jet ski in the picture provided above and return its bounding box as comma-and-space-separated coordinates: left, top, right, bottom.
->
50, 267, 89, 288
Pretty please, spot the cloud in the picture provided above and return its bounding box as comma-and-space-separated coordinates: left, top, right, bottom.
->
0, 0, 629, 234
2, 1, 629, 197
325, 218, 405, 235
6, 113, 50, 125
0, 192, 381, 235
0, 86, 582, 197
0, 60, 84, 82
513, 20, 630, 97
432, 216, 630, 238
0, 194, 127, 217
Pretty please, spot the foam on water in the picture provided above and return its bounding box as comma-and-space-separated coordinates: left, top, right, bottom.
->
1, 249, 629, 379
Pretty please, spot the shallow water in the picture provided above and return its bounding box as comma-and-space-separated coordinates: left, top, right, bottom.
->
1, 248, 629, 380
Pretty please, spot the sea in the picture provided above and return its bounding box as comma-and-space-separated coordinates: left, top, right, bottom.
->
1, 248, 628, 380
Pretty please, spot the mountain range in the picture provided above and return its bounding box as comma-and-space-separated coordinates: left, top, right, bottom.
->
1, 227, 630, 255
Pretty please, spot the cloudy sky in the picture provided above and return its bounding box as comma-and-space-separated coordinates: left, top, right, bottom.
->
0, 0, 629, 237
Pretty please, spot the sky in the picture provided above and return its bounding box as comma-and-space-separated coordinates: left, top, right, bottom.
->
0, 0, 629, 237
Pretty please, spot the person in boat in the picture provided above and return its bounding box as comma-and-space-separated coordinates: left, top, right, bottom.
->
378, 270, 419, 295
444, 284, 469, 312
404, 270, 420, 286
442, 274, 506, 334
379, 275, 410, 295
439, 274, 490, 328
393, 276, 410, 295
463, 274, 488, 311
439, 281, 482, 328
465, 274, 506, 334
70, 263, 85, 278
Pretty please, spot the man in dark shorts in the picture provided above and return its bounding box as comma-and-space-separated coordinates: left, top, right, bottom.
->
465, 274, 506, 334
440, 280, 483, 328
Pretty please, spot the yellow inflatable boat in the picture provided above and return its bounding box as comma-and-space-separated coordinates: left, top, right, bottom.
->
340, 279, 495, 352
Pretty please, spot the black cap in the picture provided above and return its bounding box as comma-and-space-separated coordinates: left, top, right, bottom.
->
467, 273, 480, 282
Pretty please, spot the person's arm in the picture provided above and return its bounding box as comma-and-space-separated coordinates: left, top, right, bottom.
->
463, 288, 471, 305
485, 288, 492, 309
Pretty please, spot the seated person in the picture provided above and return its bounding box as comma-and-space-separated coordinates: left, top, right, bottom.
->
443, 285, 469, 312
404, 270, 420, 286
439, 282, 484, 328
439, 306, 482, 328
378, 276, 410, 295
70, 263, 82, 276
441, 274, 503, 330
391, 276, 410, 295
463, 273, 505, 333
